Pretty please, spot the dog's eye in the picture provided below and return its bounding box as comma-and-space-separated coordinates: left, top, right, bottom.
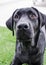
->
14, 14, 19, 20
14, 12, 22, 21
29, 14, 37, 20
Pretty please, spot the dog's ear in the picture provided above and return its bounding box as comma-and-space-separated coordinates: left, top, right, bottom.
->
6, 17, 12, 31
39, 13, 46, 29
32, 7, 46, 29
6, 16, 14, 35
6, 9, 18, 35
32, 7, 46, 47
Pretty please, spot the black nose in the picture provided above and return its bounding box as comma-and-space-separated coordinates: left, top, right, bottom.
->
18, 24, 29, 30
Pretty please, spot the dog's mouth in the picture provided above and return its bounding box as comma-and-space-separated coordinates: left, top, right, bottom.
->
16, 29, 32, 41
16, 29, 36, 47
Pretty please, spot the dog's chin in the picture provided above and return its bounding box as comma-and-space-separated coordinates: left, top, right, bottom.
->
17, 33, 32, 42
16, 29, 32, 42
17, 36, 31, 41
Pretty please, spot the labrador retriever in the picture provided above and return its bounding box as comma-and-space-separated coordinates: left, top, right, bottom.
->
6, 7, 46, 65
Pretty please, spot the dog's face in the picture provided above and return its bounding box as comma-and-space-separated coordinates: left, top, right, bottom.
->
6, 7, 45, 47
13, 8, 39, 41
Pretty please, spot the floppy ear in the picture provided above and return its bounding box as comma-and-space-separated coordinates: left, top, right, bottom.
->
32, 7, 46, 47
6, 9, 18, 35
40, 13, 46, 28
32, 7, 46, 29
6, 17, 12, 31
6, 16, 15, 35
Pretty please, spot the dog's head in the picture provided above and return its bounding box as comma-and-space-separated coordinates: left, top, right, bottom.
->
6, 7, 45, 47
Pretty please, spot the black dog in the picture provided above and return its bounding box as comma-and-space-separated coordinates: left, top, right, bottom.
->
6, 7, 46, 65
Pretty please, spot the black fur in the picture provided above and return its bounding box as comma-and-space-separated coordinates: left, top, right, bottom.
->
6, 7, 46, 65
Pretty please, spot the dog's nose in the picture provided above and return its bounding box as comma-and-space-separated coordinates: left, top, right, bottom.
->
18, 24, 29, 30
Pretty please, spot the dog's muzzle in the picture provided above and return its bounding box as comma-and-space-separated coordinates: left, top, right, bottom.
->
16, 23, 32, 41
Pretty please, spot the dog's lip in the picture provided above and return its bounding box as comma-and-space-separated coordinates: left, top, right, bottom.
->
17, 28, 30, 32
17, 33, 32, 40
17, 29, 32, 41
17, 37, 32, 41
17, 29, 31, 36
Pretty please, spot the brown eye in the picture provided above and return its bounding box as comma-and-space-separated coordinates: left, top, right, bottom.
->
14, 14, 19, 21
15, 14, 19, 19
29, 14, 37, 20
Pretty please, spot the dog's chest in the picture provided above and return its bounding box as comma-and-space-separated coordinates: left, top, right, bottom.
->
16, 42, 40, 63
28, 47, 40, 63
16, 42, 29, 63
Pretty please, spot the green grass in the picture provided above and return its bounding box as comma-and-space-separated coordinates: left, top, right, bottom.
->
0, 26, 46, 65
0, 27, 16, 65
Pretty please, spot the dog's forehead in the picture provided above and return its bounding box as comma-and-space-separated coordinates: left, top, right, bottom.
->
15, 8, 38, 16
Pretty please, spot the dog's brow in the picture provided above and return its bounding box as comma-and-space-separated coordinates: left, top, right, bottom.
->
13, 9, 19, 16
27, 10, 36, 15
17, 9, 38, 17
